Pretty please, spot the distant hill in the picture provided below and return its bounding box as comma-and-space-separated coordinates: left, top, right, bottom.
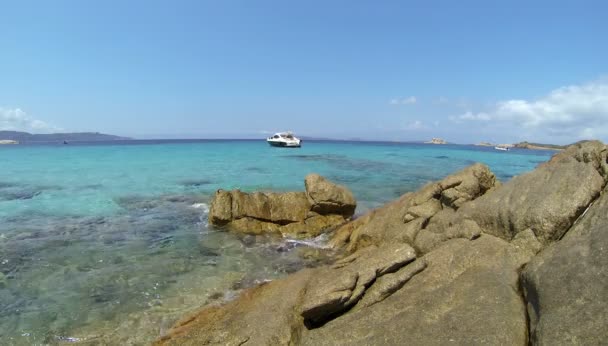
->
0, 131, 130, 142
513, 140, 591, 150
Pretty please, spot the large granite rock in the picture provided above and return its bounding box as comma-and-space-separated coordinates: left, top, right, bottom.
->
329, 163, 497, 253
520, 187, 608, 345
208, 174, 356, 237
300, 243, 420, 323
458, 140, 607, 246
301, 235, 532, 345
154, 269, 315, 346
305, 174, 356, 217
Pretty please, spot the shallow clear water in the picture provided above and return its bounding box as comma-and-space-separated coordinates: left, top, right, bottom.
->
0, 140, 553, 344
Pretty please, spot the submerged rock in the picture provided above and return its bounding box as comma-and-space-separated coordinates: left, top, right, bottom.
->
208, 174, 356, 237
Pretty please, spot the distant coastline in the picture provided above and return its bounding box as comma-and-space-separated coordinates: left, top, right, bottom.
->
475, 141, 570, 151
512, 141, 566, 150
0, 131, 130, 143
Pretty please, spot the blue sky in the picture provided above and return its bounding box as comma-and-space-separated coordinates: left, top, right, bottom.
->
1, 0, 607, 144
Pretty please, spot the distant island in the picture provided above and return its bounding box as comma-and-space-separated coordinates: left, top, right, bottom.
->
513, 141, 567, 150
475, 141, 574, 150
475, 142, 494, 147
425, 137, 447, 144
0, 131, 130, 143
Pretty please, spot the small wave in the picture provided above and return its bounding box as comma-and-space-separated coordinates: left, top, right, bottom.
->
191, 203, 209, 213
283, 233, 332, 249
55, 335, 83, 343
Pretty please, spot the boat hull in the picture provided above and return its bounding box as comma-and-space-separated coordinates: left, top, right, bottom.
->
267, 140, 301, 148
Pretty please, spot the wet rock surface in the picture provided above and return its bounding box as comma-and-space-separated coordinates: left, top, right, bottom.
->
157, 141, 608, 346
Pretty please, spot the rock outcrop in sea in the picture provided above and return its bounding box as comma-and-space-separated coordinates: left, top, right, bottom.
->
156, 141, 607, 345
208, 173, 356, 238
425, 137, 447, 144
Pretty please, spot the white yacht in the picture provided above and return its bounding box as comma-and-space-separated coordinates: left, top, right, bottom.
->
494, 145, 509, 151
266, 132, 302, 148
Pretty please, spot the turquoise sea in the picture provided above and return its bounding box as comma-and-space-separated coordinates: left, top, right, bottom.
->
0, 140, 553, 344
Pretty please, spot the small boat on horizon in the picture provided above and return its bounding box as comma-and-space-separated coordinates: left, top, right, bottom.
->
494, 145, 509, 151
266, 131, 302, 148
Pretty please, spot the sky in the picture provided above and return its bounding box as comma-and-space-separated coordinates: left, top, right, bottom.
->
0, 0, 607, 144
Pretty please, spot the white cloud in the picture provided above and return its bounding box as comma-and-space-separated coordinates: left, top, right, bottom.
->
435, 96, 449, 104
404, 120, 427, 130
402, 96, 417, 104
390, 96, 417, 105
451, 111, 491, 122
452, 80, 608, 142
0, 107, 62, 133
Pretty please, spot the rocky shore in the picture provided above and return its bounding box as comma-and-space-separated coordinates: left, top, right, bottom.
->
155, 141, 607, 345
208, 173, 356, 238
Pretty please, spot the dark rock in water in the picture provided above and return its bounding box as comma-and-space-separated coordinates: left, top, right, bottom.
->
80, 183, 104, 189
115, 196, 159, 211
179, 179, 213, 188
0, 189, 42, 201
285, 154, 406, 174
148, 234, 174, 248
198, 245, 220, 257
521, 184, 608, 345
164, 195, 194, 203
246, 167, 267, 173
435, 155, 449, 159
239, 234, 258, 247
89, 283, 120, 303
275, 242, 299, 253
0, 182, 18, 189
